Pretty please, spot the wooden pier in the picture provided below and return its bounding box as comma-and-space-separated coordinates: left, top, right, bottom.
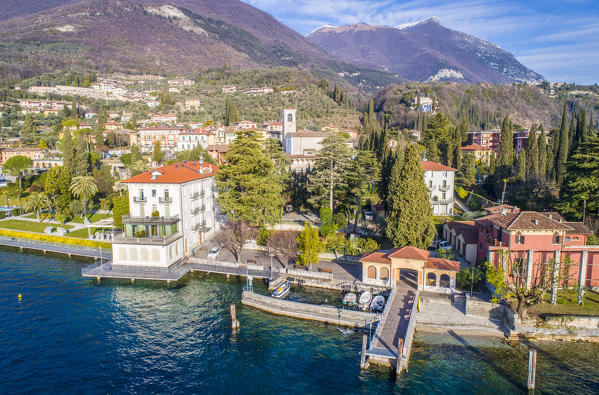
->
366, 286, 419, 373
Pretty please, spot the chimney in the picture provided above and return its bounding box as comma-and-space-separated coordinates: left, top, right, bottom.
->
534, 219, 539, 225
501, 208, 507, 215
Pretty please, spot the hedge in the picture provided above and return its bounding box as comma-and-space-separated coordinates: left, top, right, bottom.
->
0, 228, 111, 249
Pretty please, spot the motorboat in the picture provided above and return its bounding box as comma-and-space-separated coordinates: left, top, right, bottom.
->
370, 295, 385, 312
271, 281, 291, 299
342, 292, 357, 307
358, 291, 372, 311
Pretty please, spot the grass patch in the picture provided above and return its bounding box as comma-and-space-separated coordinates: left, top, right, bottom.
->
68, 227, 112, 239
70, 213, 112, 224
518, 290, 599, 318
0, 228, 111, 249
0, 219, 74, 233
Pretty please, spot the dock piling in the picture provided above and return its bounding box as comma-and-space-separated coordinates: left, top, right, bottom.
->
231, 304, 240, 330
360, 332, 369, 369
527, 348, 537, 390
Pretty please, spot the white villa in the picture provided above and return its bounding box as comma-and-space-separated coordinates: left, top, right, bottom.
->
281, 109, 326, 172
421, 161, 456, 216
112, 161, 220, 269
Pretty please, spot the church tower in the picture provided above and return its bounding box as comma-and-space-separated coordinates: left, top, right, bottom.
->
282, 108, 296, 141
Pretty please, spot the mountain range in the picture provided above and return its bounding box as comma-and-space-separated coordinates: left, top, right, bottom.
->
308, 17, 544, 84
0, 0, 543, 87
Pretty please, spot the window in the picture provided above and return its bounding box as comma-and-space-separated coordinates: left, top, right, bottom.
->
380, 267, 389, 280
164, 189, 170, 199
565, 236, 571, 242
442, 192, 446, 200
552, 232, 561, 245
426, 272, 437, 286
429, 180, 433, 187
440, 274, 450, 287
140, 205, 145, 217
367, 266, 377, 279
515, 232, 525, 244
152, 189, 156, 197
287, 113, 293, 122
139, 189, 144, 199
442, 180, 447, 188
152, 204, 157, 213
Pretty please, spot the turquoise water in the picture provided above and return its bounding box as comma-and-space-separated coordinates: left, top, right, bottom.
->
1, 248, 598, 394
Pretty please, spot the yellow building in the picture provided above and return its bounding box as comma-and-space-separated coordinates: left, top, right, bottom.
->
461, 144, 493, 166
359, 246, 460, 293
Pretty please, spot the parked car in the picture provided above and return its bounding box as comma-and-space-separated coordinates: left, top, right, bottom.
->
207, 247, 220, 259
438, 241, 452, 251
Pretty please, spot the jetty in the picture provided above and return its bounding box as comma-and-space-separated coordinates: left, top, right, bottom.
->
241, 290, 378, 328
365, 285, 419, 373
0, 235, 111, 260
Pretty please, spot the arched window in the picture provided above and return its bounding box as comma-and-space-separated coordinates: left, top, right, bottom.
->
440, 274, 450, 287
426, 272, 437, 286
140, 248, 149, 262
287, 113, 293, 122
129, 248, 138, 261
380, 267, 389, 281
151, 249, 160, 262
552, 232, 561, 245
367, 266, 377, 279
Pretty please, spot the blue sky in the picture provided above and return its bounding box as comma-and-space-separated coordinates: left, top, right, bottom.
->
245, 0, 599, 84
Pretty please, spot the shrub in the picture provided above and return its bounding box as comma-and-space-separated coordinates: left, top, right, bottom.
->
456, 266, 485, 291
456, 186, 469, 200
0, 228, 111, 249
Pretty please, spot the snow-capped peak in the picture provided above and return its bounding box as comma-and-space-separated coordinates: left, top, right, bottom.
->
396, 16, 442, 30
309, 24, 338, 35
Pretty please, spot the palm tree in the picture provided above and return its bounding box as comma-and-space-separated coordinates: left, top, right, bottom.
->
113, 181, 127, 196
70, 175, 98, 221
23, 192, 51, 221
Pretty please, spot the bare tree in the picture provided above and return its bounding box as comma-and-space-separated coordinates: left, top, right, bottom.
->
217, 221, 257, 263
486, 251, 578, 319
267, 231, 299, 266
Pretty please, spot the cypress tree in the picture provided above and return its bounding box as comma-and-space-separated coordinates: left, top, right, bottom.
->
589, 114, 595, 137
575, 109, 586, 146
384, 145, 436, 249
556, 102, 570, 184
497, 115, 514, 178
61, 131, 75, 175
526, 125, 539, 179
458, 152, 476, 188
537, 127, 548, 178
516, 149, 526, 181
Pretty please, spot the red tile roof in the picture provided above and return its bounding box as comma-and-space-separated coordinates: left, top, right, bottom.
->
445, 221, 478, 244
421, 161, 457, 172
360, 251, 392, 264
461, 144, 492, 151
425, 258, 460, 271
387, 246, 430, 261
123, 161, 218, 184
476, 211, 574, 231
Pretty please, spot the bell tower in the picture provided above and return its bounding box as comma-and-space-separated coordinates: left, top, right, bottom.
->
281, 108, 296, 141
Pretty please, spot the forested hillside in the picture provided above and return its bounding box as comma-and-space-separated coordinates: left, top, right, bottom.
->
375, 82, 599, 131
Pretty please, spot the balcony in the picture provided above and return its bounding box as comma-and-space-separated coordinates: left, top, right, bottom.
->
431, 198, 453, 205
192, 221, 211, 232
190, 190, 205, 200
133, 196, 147, 203
113, 232, 182, 246
122, 214, 180, 225
439, 185, 451, 192
159, 196, 173, 204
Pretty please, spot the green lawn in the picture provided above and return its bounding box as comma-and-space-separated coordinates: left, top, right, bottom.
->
67, 227, 112, 239
70, 213, 112, 224
519, 290, 599, 318
0, 219, 74, 233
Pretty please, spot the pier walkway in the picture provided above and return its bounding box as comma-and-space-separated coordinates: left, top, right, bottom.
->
366, 282, 418, 372
0, 235, 112, 259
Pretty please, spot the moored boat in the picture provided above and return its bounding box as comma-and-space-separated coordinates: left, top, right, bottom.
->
370, 295, 385, 312
271, 281, 290, 298
342, 292, 357, 307
358, 291, 372, 311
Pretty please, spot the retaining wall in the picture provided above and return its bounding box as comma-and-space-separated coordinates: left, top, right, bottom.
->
241, 291, 377, 328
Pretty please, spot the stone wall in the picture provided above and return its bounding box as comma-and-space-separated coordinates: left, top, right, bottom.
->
241, 291, 376, 328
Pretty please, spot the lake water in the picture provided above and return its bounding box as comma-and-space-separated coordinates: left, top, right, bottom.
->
1, 248, 598, 394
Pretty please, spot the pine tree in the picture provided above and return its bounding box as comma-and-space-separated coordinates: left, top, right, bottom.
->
384, 144, 436, 249
525, 125, 539, 180
555, 102, 570, 184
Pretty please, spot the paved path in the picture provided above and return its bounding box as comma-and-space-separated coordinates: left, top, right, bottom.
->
0, 235, 112, 259
369, 286, 415, 359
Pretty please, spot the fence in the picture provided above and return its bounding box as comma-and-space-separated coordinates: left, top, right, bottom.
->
400, 290, 419, 369
0, 235, 112, 258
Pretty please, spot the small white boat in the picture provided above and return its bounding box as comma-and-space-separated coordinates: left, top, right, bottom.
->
358, 291, 372, 311
370, 295, 385, 312
342, 292, 357, 307
271, 281, 290, 298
